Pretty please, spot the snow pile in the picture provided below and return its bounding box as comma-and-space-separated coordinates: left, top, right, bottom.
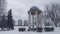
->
0, 26, 60, 34
54, 27, 60, 32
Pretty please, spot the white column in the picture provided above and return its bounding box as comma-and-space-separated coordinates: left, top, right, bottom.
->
32, 15, 34, 29
28, 12, 31, 28
39, 13, 42, 27
36, 11, 39, 27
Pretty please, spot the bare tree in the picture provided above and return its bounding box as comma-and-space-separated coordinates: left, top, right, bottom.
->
45, 3, 60, 27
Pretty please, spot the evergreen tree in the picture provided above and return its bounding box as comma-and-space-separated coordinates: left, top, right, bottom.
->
1, 15, 6, 30
7, 9, 14, 30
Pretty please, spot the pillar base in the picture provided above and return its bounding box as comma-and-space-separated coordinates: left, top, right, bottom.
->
36, 27, 42, 32
28, 27, 31, 31
28, 27, 36, 31
31, 28, 36, 31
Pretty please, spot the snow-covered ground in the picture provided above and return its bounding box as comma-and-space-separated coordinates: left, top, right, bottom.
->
0, 26, 60, 34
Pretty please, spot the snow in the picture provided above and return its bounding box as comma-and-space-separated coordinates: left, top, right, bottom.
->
0, 26, 60, 34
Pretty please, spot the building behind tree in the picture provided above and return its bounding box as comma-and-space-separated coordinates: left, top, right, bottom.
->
24, 20, 28, 26
18, 19, 22, 26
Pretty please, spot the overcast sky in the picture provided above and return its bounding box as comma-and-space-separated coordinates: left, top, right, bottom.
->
6, 0, 60, 22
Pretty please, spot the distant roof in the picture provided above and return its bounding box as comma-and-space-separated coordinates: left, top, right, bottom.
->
30, 6, 39, 11
28, 6, 42, 14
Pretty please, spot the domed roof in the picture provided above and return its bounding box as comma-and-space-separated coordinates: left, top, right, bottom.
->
28, 6, 42, 14
30, 6, 39, 11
